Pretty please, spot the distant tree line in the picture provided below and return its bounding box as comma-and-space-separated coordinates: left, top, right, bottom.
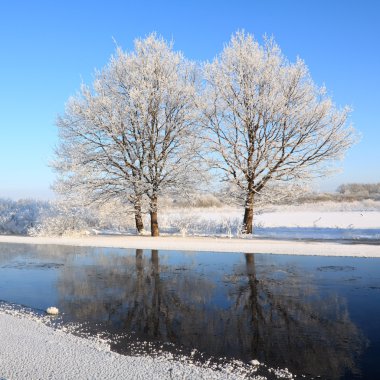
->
337, 183, 380, 197
0, 198, 50, 235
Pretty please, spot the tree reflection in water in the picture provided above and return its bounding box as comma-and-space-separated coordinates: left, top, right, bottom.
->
233, 254, 366, 378
56, 249, 366, 379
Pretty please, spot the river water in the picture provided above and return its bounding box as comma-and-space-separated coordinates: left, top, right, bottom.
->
0, 242, 379, 379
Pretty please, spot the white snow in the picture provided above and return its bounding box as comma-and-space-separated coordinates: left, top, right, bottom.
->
256, 210, 380, 229
0, 306, 269, 380
1, 206, 380, 257
0, 234, 379, 257
46, 306, 59, 315
144, 205, 379, 242
158, 205, 380, 239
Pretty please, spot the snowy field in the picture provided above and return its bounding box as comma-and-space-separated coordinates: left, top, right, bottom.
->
2, 198, 380, 241
158, 202, 380, 240
1, 201, 380, 257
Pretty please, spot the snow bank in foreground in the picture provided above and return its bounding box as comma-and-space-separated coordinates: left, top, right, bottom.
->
0, 305, 292, 380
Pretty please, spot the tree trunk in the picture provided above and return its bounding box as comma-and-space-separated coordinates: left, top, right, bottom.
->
150, 196, 159, 237
242, 192, 254, 234
134, 200, 144, 234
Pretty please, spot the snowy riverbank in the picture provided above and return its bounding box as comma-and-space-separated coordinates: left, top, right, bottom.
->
0, 308, 248, 379
0, 305, 292, 380
0, 234, 379, 257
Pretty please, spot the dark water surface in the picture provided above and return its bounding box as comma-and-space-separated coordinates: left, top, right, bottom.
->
0, 243, 380, 379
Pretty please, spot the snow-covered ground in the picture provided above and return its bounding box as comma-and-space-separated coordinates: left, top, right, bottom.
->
158, 202, 380, 241
0, 234, 379, 257
1, 202, 379, 256
2, 198, 380, 240
0, 305, 291, 380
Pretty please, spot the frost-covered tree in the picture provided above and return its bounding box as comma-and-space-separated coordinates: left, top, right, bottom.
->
0, 198, 51, 235
202, 32, 356, 233
53, 34, 202, 236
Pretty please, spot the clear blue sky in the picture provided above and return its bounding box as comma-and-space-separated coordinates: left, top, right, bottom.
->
0, 0, 379, 199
